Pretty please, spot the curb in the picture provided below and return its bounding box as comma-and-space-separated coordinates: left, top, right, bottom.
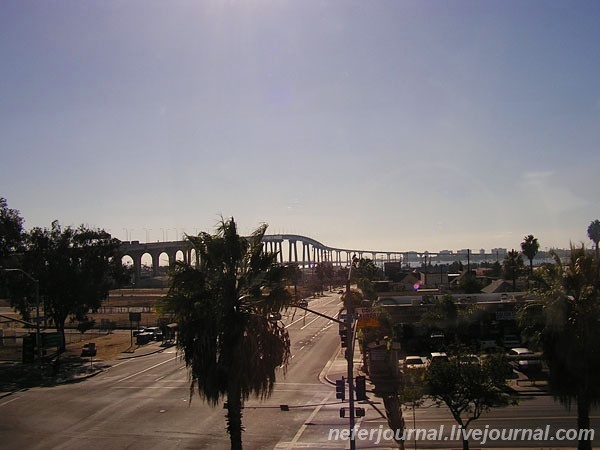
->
319, 345, 342, 386
117, 342, 175, 360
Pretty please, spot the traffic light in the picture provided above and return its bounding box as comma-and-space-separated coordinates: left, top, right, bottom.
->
355, 375, 367, 401
340, 407, 365, 418
340, 333, 348, 348
335, 377, 345, 401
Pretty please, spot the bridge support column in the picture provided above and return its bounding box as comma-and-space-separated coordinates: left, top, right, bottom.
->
302, 243, 309, 268
168, 250, 178, 266
132, 253, 142, 285
289, 240, 298, 264
152, 251, 160, 277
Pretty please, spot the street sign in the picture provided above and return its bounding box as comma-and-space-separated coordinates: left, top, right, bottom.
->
356, 308, 379, 328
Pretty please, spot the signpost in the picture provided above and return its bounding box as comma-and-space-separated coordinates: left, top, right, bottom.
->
356, 307, 380, 329
129, 312, 142, 346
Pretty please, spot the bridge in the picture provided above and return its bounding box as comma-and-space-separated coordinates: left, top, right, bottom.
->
118, 234, 422, 284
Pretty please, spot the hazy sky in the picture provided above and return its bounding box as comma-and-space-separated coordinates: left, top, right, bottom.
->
1, 1, 599, 253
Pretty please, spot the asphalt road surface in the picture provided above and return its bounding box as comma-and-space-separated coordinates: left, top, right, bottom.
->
1, 291, 598, 449
0, 292, 343, 449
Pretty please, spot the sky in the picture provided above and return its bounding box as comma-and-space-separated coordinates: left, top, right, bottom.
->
1, 1, 599, 254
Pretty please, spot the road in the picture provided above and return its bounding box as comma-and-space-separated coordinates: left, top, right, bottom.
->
0, 292, 344, 450
1, 291, 599, 449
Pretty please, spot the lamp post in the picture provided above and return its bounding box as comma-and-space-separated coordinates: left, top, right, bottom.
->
1, 268, 42, 364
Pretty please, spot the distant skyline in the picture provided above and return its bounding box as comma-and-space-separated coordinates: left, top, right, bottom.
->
1, 1, 599, 254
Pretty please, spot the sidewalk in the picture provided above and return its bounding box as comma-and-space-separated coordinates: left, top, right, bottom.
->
117, 340, 174, 359
0, 339, 174, 398
506, 369, 549, 396
321, 341, 365, 386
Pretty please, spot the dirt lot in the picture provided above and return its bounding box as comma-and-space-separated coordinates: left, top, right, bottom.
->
62, 330, 136, 361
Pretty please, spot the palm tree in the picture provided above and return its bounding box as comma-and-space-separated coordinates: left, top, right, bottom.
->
524, 245, 600, 450
161, 218, 292, 450
587, 219, 600, 262
521, 234, 540, 286
503, 249, 524, 292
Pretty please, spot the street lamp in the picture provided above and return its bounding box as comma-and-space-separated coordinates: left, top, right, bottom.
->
1, 268, 42, 364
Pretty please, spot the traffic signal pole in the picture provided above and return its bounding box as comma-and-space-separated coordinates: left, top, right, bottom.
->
345, 275, 356, 450
294, 259, 358, 449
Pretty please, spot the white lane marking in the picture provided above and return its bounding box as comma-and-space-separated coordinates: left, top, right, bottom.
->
0, 396, 22, 407
285, 391, 333, 449
285, 312, 312, 328
116, 356, 179, 383
300, 315, 321, 330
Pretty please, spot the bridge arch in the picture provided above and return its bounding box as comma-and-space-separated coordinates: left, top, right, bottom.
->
118, 235, 412, 284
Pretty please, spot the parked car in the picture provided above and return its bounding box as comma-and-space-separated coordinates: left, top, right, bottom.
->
509, 347, 543, 373
144, 327, 163, 341
403, 356, 428, 370
428, 352, 449, 368
132, 328, 146, 337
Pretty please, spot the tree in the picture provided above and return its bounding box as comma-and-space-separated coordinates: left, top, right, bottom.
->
419, 294, 458, 340
399, 367, 427, 450
17, 221, 122, 350
352, 257, 383, 300
522, 245, 600, 450
587, 219, 600, 264
503, 249, 524, 291
426, 353, 515, 450
0, 197, 24, 261
312, 262, 335, 294
160, 218, 293, 450
281, 263, 302, 300
521, 234, 540, 279
458, 272, 482, 294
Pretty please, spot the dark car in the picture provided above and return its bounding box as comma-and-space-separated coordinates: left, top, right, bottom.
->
144, 327, 164, 341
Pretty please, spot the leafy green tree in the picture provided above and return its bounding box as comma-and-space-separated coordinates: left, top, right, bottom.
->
459, 272, 482, 294
352, 257, 383, 300
399, 368, 427, 448
420, 294, 458, 339
281, 263, 302, 300
521, 234, 540, 280
314, 262, 333, 295
160, 218, 292, 450
17, 221, 122, 350
522, 245, 600, 450
426, 353, 515, 450
503, 249, 524, 291
0, 197, 24, 261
